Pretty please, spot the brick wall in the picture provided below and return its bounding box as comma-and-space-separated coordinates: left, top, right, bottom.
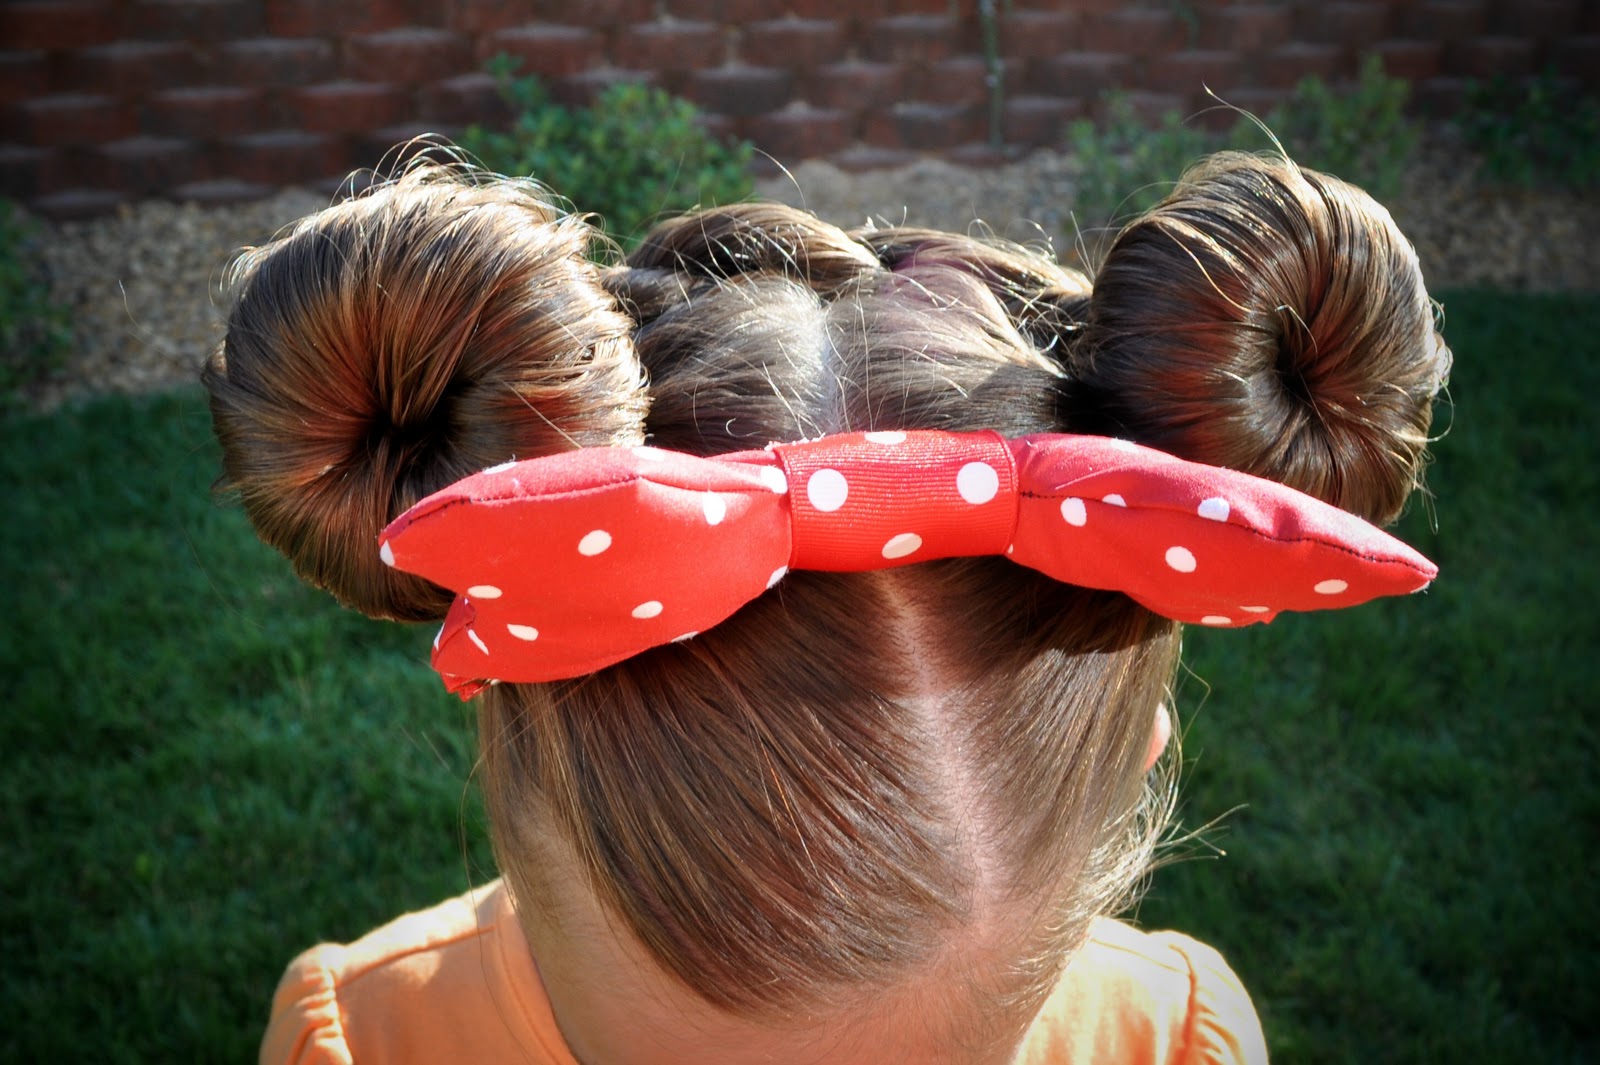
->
1, 0, 1593, 218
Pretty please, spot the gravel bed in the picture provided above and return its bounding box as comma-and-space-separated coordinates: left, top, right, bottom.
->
20, 132, 1596, 412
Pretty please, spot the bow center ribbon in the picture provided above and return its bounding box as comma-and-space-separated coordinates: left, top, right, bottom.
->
778, 430, 1016, 570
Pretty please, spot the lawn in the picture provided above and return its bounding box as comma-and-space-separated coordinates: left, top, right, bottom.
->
3, 290, 1596, 1063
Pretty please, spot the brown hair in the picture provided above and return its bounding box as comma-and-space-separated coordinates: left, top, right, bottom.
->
205, 155, 1446, 1029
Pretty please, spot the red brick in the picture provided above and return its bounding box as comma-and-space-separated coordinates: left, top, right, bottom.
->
0, 52, 50, 106
996, 9, 1079, 59
1146, 49, 1243, 96
1450, 34, 1537, 78
1374, 38, 1444, 80
146, 86, 268, 139
1080, 9, 1187, 56
741, 18, 848, 68
1002, 94, 1079, 146
1198, 4, 1292, 52
169, 177, 273, 206
1401, 1, 1487, 42
1301, 2, 1393, 49
1261, 43, 1346, 88
747, 105, 852, 162
686, 66, 792, 117
692, 110, 740, 145
355, 126, 463, 172
92, 135, 208, 192
786, 0, 887, 18
1553, 35, 1600, 84
1414, 74, 1471, 114
417, 72, 507, 125
617, 21, 726, 71
829, 144, 915, 171
0, 144, 68, 198
0, 2, 119, 50
346, 28, 473, 84
265, 0, 411, 37
553, 68, 658, 108
862, 15, 959, 64
1195, 86, 1286, 128
889, 0, 949, 13
30, 187, 128, 219
447, 0, 543, 33
478, 25, 601, 77
1109, 90, 1188, 125
864, 101, 980, 150
67, 42, 199, 96
217, 38, 337, 86
1029, 52, 1131, 98
909, 56, 994, 106
807, 61, 904, 111
286, 82, 410, 134
1488, 0, 1580, 37
14, 94, 135, 146
524, 0, 653, 27
215, 129, 347, 186
130, 0, 264, 39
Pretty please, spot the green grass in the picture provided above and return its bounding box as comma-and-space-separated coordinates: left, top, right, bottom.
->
4, 291, 1597, 1063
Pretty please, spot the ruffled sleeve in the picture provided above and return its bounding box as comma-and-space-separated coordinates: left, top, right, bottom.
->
1156, 932, 1269, 1065
258, 944, 353, 1065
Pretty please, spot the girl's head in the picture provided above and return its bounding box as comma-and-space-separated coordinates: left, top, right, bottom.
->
206, 155, 1446, 1061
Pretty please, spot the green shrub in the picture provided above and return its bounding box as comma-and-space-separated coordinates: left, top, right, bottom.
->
1066, 57, 1420, 250
1258, 54, 1420, 199
1455, 67, 1600, 189
1066, 93, 1216, 233
0, 199, 70, 405
459, 56, 754, 249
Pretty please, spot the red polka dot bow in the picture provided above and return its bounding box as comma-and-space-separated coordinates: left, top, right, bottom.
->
379, 430, 1437, 697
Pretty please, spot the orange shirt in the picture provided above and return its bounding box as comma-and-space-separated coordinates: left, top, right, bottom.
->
263, 879, 1267, 1064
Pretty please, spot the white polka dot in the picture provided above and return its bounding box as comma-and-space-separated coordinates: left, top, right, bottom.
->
671, 631, 698, 643
482, 459, 518, 475
702, 493, 726, 525
882, 532, 923, 559
1111, 439, 1139, 452
1314, 579, 1349, 595
767, 566, 788, 589
1103, 493, 1126, 507
1201, 615, 1232, 626
1241, 605, 1271, 613
1006, 544, 1014, 555
758, 466, 789, 494
467, 584, 502, 599
379, 541, 395, 567
864, 430, 906, 444
632, 600, 663, 619
807, 468, 849, 512
1198, 497, 1231, 522
433, 625, 443, 650
467, 628, 489, 655
633, 446, 669, 461
1166, 546, 1197, 573
507, 624, 539, 641
578, 530, 612, 556
1061, 497, 1087, 526
957, 461, 999, 505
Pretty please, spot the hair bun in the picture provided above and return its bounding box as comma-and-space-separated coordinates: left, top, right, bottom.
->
1067, 154, 1448, 526
204, 169, 647, 621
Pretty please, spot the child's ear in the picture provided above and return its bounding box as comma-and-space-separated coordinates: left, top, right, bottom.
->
1145, 703, 1172, 772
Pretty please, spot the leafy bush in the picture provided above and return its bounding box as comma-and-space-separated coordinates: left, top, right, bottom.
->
0, 199, 70, 405
460, 56, 754, 249
1455, 67, 1600, 189
1066, 94, 1216, 232
1258, 54, 1420, 199
1067, 57, 1421, 246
